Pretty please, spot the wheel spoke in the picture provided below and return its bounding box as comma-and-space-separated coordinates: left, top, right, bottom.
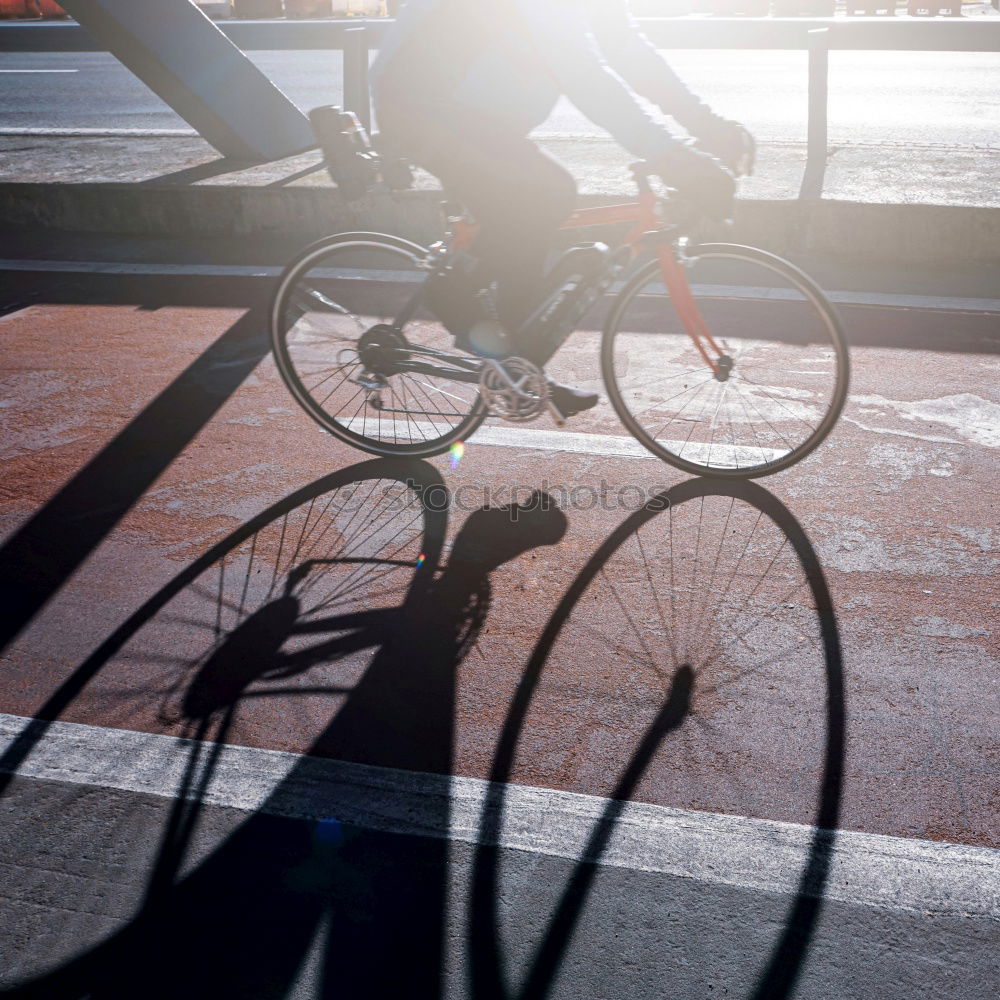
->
604, 249, 846, 476
272, 238, 483, 455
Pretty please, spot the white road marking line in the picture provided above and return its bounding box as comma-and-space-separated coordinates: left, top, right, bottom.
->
0, 126, 195, 135
474, 424, 660, 459
716, 285, 1000, 315
0, 69, 79, 74
1, 258, 278, 278
297, 268, 1000, 314
1, 712, 996, 918
2, 258, 999, 314
342, 418, 786, 466
0, 258, 278, 277
535, 132, 1000, 153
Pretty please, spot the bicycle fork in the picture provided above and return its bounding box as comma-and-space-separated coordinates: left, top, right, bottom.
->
656, 245, 732, 382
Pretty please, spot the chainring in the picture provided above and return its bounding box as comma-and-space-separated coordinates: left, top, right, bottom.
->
479, 358, 549, 423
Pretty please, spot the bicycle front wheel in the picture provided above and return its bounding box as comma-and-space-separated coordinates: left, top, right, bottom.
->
601, 244, 849, 478
271, 233, 487, 458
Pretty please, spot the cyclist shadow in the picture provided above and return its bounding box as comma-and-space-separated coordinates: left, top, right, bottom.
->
1, 459, 566, 999
2, 466, 843, 1000
469, 477, 845, 1000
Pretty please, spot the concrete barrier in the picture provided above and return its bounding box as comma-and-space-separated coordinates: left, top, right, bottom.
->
2, 180, 997, 265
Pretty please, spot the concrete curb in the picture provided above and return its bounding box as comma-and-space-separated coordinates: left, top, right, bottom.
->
2, 182, 998, 264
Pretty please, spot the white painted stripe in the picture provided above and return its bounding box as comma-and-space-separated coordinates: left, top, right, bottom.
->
474, 424, 786, 466
0, 258, 278, 278
826, 288, 1000, 314
1, 713, 996, 918
343, 418, 786, 467
0, 68, 78, 74
2, 258, 998, 314
535, 133, 1000, 153
472, 424, 660, 460
0, 126, 196, 136
293, 268, 1000, 315
659, 280, 1000, 316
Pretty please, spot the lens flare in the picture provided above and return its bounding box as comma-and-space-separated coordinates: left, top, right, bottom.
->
416, 553, 426, 568
448, 441, 465, 470
314, 817, 344, 846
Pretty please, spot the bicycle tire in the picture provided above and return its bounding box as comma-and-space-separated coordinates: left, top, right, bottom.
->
601, 243, 849, 478
470, 475, 845, 999
271, 232, 488, 458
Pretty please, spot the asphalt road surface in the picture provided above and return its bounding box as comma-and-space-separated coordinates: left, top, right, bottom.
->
0, 257, 997, 998
1, 49, 999, 148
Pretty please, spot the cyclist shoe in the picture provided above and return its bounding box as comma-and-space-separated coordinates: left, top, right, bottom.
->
548, 379, 599, 418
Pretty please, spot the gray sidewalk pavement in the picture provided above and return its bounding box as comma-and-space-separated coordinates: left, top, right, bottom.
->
1, 133, 998, 264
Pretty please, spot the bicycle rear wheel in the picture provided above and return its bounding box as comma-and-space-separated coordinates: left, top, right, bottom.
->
271, 233, 487, 458
601, 244, 849, 478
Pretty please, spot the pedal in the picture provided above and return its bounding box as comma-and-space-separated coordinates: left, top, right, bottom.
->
546, 398, 567, 428
350, 371, 388, 409
479, 358, 549, 423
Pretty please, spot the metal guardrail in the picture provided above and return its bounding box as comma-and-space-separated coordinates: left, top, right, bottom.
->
5, 17, 998, 50
3, 16, 999, 198
625, 17, 1000, 50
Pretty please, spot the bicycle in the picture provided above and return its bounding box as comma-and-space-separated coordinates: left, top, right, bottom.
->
270, 120, 849, 479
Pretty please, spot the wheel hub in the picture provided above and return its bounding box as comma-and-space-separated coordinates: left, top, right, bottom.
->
714, 354, 734, 383
358, 324, 408, 375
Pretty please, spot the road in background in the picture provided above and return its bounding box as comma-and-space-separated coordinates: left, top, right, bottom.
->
1, 49, 999, 148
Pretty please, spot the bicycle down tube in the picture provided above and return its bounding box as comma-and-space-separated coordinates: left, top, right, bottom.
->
560, 184, 725, 380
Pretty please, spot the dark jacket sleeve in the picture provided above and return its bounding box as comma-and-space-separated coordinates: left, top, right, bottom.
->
512, 0, 680, 160
587, 0, 716, 132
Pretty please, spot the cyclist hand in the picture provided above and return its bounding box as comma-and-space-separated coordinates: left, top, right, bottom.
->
692, 117, 756, 177
653, 144, 736, 222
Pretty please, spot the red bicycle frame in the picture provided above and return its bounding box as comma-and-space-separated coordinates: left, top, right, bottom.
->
449, 177, 725, 379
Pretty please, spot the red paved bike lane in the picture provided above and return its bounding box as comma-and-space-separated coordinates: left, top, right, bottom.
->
0, 290, 997, 849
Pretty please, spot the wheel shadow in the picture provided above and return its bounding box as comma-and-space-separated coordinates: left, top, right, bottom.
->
469, 476, 845, 1000
0, 458, 567, 999
1, 469, 842, 999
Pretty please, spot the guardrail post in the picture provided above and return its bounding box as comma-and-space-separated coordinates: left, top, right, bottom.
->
800, 27, 830, 201
344, 26, 371, 135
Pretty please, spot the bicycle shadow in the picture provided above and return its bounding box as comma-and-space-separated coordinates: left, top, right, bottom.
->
0, 458, 566, 998
469, 477, 844, 1000
1, 468, 843, 1000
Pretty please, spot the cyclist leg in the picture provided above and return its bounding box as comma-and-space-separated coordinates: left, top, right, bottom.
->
380, 109, 576, 340
434, 126, 577, 337
378, 110, 597, 416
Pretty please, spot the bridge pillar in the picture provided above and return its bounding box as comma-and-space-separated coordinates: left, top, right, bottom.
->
57, 0, 314, 160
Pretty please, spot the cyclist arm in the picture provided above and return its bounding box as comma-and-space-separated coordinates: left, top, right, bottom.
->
512, 0, 679, 161
585, 0, 717, 134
